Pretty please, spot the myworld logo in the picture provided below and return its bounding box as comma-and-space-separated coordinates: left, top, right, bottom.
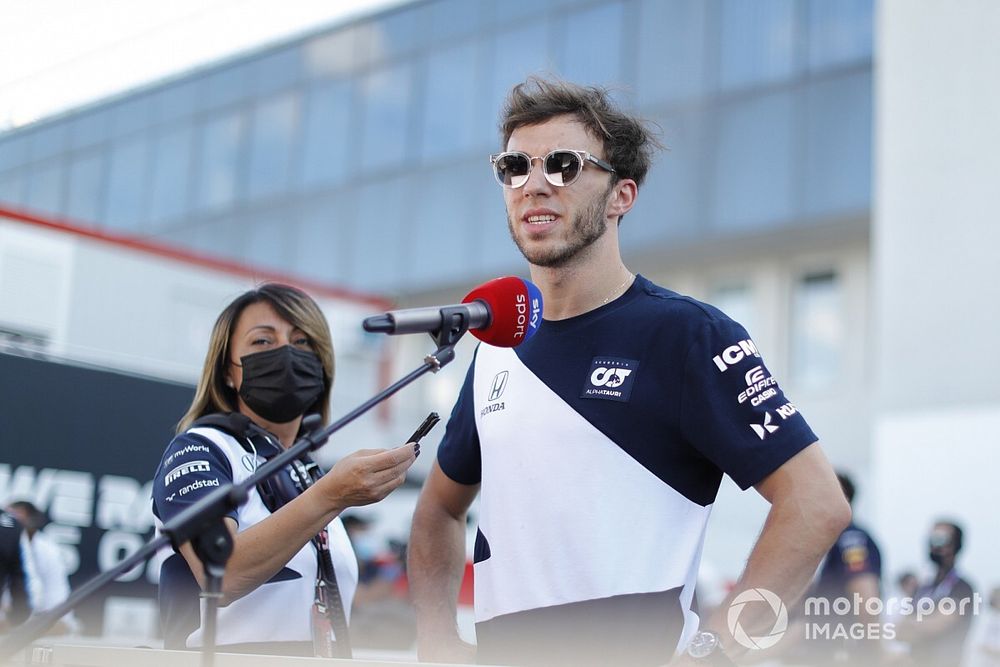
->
727, 588, 789, 650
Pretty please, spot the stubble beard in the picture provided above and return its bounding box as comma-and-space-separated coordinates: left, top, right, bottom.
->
507, 185, 613, 269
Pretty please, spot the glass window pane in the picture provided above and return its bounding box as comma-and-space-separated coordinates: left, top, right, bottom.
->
299, 80, 354, 189
359, 64, 413, 174
304, 29, 356, 79
191, 217, 244, 263
29, 124, 68, 162
720, 0, 799, 89
427, 0, 485, 42
65, 152, 105, 224
152, 78, 200, 125
247, 93, 300, 200
498, 0, 551, 21
803, 71, 872, 218
489, 22, 552, 142
68, 109, 110, 151
243, 210, 291, 272
356, 5, 426, 67
710, 283, 757, 338
406, 157, 481, 289
0, 171, 26, 207
253, 47, 304, 97
636, 0, 708, 107
621, 109, 705, 251
149, 125, 195, 227
807, 0, 873, 70
104, 136, 150, 231
109, 94, 153, 138
422, 43, 483, 161
194, 111, 246, 212
791, 270, 843, 389
559, 2, 625, 86
25, 160, 65, 215
295, 195, 353, 285
712, 91, 796, 230
200, 62, 253, 112
0, 133, 29, 171
352, 178, 408, 291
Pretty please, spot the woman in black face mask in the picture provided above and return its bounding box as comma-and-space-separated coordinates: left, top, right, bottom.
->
151, 283, 416, 656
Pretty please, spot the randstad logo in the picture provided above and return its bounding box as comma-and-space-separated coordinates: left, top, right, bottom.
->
728, 588, 788, 650
489, 371, 509, 402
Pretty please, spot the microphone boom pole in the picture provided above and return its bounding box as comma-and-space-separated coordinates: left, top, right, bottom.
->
0, 323, 471, 665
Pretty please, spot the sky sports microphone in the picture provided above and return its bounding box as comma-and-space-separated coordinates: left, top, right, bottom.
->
362, 276, 543, 347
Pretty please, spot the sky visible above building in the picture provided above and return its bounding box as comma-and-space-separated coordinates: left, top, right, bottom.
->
0, 0, 406, 130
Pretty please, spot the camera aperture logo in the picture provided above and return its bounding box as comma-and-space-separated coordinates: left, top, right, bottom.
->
727, 588, 789, 650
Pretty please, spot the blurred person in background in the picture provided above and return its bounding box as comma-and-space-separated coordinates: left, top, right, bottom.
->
896, 520, 976, 666
5, 501, 78, 635
151, 283, 416, 657
342, 514, 415, 649
976, 587, 1000, 667
0, 509, 30, 632
408, 77, 850, 667
801, 472, 883, 664
898, 571, 919, 600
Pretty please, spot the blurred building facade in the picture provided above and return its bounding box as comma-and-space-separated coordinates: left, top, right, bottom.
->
3, 0, 992, 602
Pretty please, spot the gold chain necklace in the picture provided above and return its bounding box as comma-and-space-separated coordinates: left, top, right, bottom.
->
601, 272, 634, 306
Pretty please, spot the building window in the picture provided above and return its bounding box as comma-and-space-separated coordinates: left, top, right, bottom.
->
711, 282, 757, 339
246, 92, 300, 201
422, 41, 483, 161
719, 0, 800, 90
104, 136, 150, 231
791, 270, 843, 389
65, 152, 105, 225
558, 1, 625, 86
359, 63, 413, 174
299, 80, 355, 189
194, 111, 246, 212
149, 125, 194, 227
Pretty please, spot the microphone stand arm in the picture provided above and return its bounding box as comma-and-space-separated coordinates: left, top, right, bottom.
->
0, 322, 468, 664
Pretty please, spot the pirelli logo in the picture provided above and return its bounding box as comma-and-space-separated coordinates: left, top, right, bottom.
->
165, 460, 211, 486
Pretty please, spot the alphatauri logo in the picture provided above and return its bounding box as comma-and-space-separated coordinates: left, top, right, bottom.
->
581, 357, 639, 403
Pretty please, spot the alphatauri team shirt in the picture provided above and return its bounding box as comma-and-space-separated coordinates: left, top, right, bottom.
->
438, 275, 817, 662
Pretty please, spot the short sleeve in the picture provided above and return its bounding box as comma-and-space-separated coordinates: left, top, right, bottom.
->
436, 359, 481, 485
836, 529, 881, 577
152, 433, 236, 525
679, 315, 817, 489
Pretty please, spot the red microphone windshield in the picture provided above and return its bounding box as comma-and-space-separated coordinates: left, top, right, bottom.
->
462, 276, 543, 348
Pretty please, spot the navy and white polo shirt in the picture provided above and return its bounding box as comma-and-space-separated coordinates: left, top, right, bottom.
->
151, 425, 357, 650
437, 275, 817, 663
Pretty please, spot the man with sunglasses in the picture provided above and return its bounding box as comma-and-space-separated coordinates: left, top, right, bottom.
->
409, 77, 850, 666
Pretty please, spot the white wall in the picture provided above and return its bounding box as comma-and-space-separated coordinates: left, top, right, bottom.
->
873, 0, 1000, 592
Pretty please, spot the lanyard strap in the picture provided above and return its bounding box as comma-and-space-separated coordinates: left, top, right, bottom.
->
292, 459, 352, 659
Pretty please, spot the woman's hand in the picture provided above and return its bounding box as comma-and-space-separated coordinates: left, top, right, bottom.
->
319, 443, 418, 510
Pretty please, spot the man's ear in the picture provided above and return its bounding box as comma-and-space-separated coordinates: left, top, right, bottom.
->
607, 179, 637, 219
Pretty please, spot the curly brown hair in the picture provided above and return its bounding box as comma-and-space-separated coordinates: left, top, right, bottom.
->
499, 76, 661, 187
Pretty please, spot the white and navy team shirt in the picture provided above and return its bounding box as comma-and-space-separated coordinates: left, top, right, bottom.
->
437, 275, 817, 665
151, 425, 357, 651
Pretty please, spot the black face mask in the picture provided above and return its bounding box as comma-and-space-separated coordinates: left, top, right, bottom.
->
237, 346, 325, 423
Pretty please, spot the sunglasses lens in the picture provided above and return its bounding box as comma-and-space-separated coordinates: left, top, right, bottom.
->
544, 151, 582, 186
495, 153, 530, 187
